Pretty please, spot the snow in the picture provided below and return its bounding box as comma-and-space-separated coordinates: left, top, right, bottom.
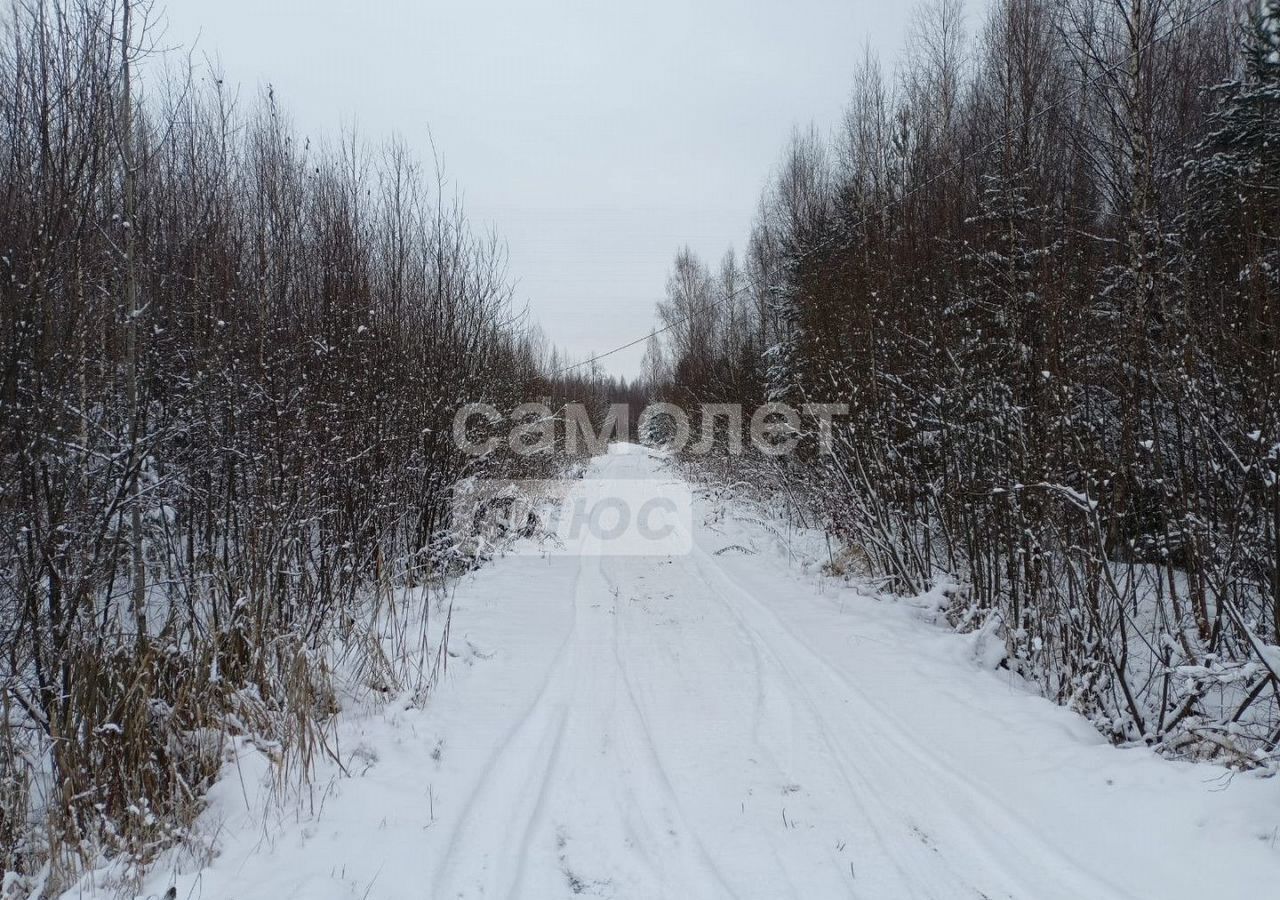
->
79, 444, 1280, 899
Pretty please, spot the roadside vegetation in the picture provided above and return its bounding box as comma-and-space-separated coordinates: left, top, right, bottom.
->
646, 0, 1280, 766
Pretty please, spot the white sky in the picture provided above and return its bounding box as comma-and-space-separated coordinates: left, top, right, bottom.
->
159, 1, 918, 379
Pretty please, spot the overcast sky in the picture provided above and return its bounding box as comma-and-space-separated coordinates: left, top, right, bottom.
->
160, 0, 918, 379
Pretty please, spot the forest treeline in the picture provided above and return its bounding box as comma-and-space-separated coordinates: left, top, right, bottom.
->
647, 0, 1280, 763
0, 0, 622, 890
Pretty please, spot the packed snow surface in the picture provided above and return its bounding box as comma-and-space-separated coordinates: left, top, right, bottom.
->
108, 444, 1280, 899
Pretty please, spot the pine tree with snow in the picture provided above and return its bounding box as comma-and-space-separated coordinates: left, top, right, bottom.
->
1186, 0, 1280, 268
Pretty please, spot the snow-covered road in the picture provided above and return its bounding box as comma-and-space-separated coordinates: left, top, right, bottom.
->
138, 444, 1280, 900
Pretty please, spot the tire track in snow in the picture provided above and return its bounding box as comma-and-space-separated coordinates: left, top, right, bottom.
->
429, 574, 577, 899
570, 551, 739, 898
433, 465, 736, 899
687, 540, 1138, 900
594, 554, 760, 899
673, 546, 961, 899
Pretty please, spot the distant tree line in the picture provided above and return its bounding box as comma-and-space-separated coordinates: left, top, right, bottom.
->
648, 0, 1280, 764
